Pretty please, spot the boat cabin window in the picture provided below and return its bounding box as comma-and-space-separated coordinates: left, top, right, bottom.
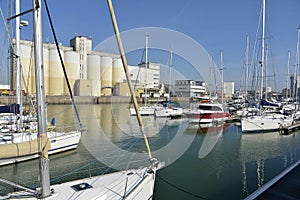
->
198, 105, 222, 111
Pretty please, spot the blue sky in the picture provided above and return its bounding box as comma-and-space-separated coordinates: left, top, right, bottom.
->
0, 0, 299, 92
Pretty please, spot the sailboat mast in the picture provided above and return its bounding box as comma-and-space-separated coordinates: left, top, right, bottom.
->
245, 35, 249, 99
220, 50, 224, 105
209, 53, 213, 97
286, 51, 290, 99
33, 0, 51, 197
296, 27, 300, 102
15, 0, 22, 131
168, 49, 172, 100
145, 34, 148, 105
265, 45, 268, 98
107, 0, 152, 159
260, 0, 266, 100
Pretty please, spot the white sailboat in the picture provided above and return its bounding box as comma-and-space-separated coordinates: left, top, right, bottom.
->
1, 0, 160, 199
0, 2, 36, 130
154, 49, 184, 118
129, 34, 158, 116
241, 0, 294, 133
0, 128, 82, 166
154, 103, 183, 118
0, 0, 82, 166
241, 112, 293, 133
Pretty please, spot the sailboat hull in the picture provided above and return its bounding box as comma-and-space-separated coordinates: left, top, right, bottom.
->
129, 107, 155, 116
241, 115, 293, 133
154, 107, 183, 118
0, 131, 81, 166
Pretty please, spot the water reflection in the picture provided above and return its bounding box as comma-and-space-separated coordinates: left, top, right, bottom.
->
240, 132, 297, 162
185, 123, 229, 158
239, 131, 298, 197
81, 104, 194, 171
1, 104, 300, 200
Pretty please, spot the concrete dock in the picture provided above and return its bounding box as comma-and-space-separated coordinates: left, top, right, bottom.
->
244, 160, 300, 200
0, 96, 190, 105
281, 122, 300, 135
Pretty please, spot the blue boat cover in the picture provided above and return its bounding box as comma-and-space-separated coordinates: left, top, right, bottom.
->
260, 99, 280, 107
0, 103, 20, 114
157, 101, 180, 108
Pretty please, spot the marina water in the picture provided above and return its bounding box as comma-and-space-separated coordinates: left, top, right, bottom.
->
0, 104, 299, 200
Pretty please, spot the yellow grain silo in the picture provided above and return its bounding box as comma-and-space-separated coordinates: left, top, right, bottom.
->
112, 57, 124, 85
64, 51, 79, 95
100, 56, 112, 96
49, 48, 64, 95
20, 41, 35, 94
87, 54, 101, 96
43, 47, 50, 95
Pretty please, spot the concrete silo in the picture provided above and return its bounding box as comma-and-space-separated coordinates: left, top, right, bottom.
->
49, 48, 64, 95
43, 47, 50, 95
64, 51, 79, 95
112, 57, 124, 85
100, 56, 113, 96
87, 54, 101, 96
20, 42, 35, 94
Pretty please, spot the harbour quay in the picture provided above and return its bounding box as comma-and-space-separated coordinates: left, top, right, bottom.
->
0, 96, 190, 105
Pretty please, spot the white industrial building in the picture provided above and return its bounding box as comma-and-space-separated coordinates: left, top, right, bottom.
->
137, 62, 160, 90
223, 82, 235, 98
113, 62, 161, 97
13, 36, 160, 97
174, 80, 206, 97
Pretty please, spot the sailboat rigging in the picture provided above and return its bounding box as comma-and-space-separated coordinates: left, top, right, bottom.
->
241, 0, 294, 133
285, 50, 291, 99
259, 0, 266, 101
129, 34, 159, 116
1, 0, 160, 199
107, 0, 154, 161
154, 49, 184, 118
15, 0, 21, 132
0, 0, 83, 167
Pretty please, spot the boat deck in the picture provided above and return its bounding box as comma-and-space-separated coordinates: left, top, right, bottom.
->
245, 160, 300, 200
225, 116, 241, 123
281, 121, 300, 135
6, 167, 156, 200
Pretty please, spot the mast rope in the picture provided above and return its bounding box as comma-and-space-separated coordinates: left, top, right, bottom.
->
107, 0, 153, 160
128, 42, 144, 104
21, 39, 37, 114
49, 136, 142, 183
155, 173, 208, 199
250, 5, 262, 95
43, 0, 83, 130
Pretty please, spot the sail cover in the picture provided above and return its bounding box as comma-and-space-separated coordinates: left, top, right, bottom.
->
0, 104, 20, 114
0, 134, 50, 158
260, 99, 280, 107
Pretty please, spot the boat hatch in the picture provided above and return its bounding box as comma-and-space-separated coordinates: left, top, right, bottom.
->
71, 182, 93, 191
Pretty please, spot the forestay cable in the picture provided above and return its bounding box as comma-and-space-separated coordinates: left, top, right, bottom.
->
43, 0, 82, 130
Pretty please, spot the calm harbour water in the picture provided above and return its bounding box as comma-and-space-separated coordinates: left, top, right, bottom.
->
0, 103, 299, 200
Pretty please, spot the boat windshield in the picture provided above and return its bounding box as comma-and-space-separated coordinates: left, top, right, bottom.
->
198, 105, 222, 111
